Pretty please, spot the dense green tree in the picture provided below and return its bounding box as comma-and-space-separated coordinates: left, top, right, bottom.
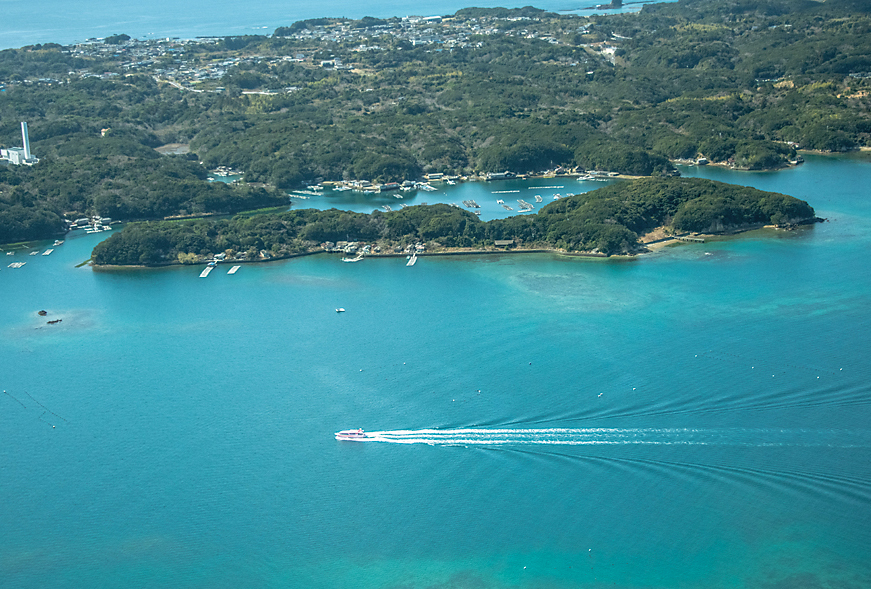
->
1, 0, 867, 244
91, 178, 816, 265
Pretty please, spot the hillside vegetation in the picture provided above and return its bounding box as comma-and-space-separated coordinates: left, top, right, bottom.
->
91, 177, 816, 265
1, 0, 865, 243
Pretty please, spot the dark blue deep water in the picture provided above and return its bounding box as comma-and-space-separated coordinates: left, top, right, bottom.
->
2, 154, 871, 588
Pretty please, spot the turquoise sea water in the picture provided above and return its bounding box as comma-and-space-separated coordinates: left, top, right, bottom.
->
2, 154, 871, 588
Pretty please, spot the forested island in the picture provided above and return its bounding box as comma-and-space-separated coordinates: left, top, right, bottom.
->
90, 177, 817, 265
1, 0, 867, 244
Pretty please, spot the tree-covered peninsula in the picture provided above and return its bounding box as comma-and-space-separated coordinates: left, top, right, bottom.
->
91, 177, 816, 265
1, 0, 865, 243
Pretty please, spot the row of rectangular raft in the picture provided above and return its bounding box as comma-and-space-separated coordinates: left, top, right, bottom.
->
199, 246, 423, 277
6, 246, 58, 268
200, 264, 241, 278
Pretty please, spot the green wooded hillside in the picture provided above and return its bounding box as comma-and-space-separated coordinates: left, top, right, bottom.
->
91, 177, 816, 265
2, 0, 864, 243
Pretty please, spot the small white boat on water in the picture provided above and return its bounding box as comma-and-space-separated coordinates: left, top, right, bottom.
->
406, 252, 418, 266
335, 428, 371, 441
227, 265, 241, 274
342, 255, 363, 263
336, 308, 345, 313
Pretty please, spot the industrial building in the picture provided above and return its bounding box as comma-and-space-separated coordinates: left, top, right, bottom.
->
0, 122, 39, 166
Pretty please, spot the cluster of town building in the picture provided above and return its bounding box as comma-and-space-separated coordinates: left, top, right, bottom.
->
286, 15, 508, 49
0, 13, 598, 93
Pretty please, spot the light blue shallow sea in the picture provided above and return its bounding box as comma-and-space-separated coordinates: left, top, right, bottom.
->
2, 154, 870, 588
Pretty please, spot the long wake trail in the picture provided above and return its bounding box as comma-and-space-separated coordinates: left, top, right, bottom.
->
358, 428, 871, 447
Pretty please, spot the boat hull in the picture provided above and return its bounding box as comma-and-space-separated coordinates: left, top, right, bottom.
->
335, 429, 371, 441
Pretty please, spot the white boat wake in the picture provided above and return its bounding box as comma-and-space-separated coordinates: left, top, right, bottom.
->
347, 428, 871, 447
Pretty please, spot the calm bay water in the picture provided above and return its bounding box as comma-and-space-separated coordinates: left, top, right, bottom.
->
2, 154, 871, 589
279, 177, 619, 221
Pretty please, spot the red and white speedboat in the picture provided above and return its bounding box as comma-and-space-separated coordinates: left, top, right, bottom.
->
335, 428, 369, 441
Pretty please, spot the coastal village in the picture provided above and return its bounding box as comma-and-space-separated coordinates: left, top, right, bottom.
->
0, 12, 599, 93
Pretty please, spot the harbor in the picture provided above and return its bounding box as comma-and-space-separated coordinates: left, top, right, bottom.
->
278, 176, 619, 222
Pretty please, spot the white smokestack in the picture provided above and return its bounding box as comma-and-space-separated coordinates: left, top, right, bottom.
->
21, 122, 31, 160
